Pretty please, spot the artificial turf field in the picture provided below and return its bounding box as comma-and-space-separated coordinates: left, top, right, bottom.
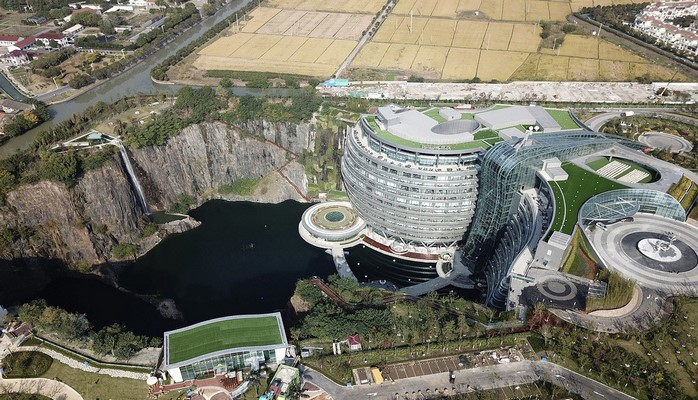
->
167, 316, 283, 364
548, 162, 627, 235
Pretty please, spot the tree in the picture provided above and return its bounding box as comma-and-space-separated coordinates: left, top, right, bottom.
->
113, 243, 137, 260
562, 23, 576, 33
40, 151, 78, 185
0, 169, 15, 196
68, 73, 94, 89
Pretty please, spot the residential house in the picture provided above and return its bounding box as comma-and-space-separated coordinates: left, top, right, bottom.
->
0, 35, 22, 47
63, 24, 85, 37
347, 333, 362, 351
36, 33, 68, 48
0, 99, 34, 114
8, 37, 36, 52
634, 1, 698, 56
4, 50, 31, 66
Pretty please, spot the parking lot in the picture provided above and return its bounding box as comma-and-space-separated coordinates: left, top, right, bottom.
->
354, 346, 527, 385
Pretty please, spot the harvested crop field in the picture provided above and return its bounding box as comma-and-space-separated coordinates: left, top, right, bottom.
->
265, 0, 385, 13
191, 6, 369, 77
388, 0, 639, 21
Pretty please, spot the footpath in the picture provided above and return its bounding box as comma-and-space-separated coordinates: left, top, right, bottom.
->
0, 333, 149, 399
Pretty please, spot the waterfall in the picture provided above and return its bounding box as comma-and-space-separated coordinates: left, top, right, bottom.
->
118, 144, 150, 215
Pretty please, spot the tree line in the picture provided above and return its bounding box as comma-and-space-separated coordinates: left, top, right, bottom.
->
17, 299, 161, 360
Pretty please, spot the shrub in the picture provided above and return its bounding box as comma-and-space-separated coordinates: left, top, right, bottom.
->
2, 351, 53, 378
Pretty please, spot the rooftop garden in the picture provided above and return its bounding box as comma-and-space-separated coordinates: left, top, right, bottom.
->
167, 316, 283, 364
422, 107, 446, 122
545, 109, 580, 130
364, 115, 492, 151
547, 162, 627, 235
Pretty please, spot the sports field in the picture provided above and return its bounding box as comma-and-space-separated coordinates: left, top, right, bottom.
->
166, 315, 283, 364
193, 6, 370, 77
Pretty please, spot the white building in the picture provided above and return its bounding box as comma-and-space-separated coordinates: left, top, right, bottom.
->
0, 35, 22, 47
634, 1, 698, 56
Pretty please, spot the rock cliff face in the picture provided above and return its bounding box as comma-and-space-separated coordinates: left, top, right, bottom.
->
130, 122, 307, 209
0, 121, 311, 269
234, 120, 315, 155
0, 159, 138, 267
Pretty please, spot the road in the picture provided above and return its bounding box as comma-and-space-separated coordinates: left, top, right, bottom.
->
301, 360, 635, 400
334, 2, 392, 78
36, 85, 72, 102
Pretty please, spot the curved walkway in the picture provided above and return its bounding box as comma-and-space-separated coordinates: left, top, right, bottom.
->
0, 377, 84, 400
551, 285, 672, 333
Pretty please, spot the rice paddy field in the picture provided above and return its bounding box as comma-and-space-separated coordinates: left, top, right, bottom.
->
349, 0, 685, 82
192, 6, 371, 77
390, 0, 645, 21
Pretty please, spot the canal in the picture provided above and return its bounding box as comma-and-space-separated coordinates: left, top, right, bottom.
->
0, 0, 257, 157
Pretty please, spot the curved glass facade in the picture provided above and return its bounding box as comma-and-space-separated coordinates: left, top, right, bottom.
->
342, 117, 481, 247
461, 131, 644, 307
579, 189, 686, 226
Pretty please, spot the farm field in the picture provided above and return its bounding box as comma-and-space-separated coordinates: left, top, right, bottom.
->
389, 0, 641, 21
192, 6, 371, 77
265, 0, 386, 13
352, 10, 686, 82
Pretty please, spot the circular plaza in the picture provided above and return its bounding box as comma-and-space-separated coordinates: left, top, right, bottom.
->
586, 214, 698, 294
638, 132, 693, 153
299, 201, 366, 249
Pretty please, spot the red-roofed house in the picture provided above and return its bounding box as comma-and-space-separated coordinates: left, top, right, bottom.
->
36, 33, 68, 48
0, 35, 22, 47
347, 333, 362, 351
8, 37, 36, 52
4, 50, 31, 66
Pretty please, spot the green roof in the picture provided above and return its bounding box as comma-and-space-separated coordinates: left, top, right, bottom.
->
166, 315, 284, 365
364, 115, 491, 151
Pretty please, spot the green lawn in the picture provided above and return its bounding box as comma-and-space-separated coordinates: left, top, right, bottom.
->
0, 395, 51, 400
167, 316, 283, 364
473, 130, 499, 140
545, 109, 580, 130
548, 163, 627, 234
2, 351, 52, 378
40, 361, 180, 400
423, 108, 446, 122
